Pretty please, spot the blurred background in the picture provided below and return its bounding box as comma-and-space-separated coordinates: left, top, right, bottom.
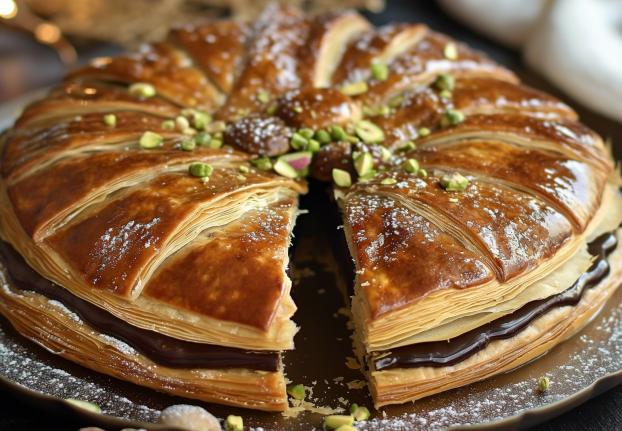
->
0, 0, 621, 429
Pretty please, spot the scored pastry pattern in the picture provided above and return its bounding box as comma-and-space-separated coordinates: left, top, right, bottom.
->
0, 4, 618, 412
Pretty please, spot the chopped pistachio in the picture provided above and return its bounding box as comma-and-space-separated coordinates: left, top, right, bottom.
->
380, 177, 397, 185
128, 82, 156, 98
293, 105, 303, 113
398, 141, 416, 152
345, 134, 360, 143
418, 127, 431, 137
351, 404, 371, 421
434, 73, 456, 92
439, 89, 452, 100
65, 398, 101, 414
103, 113, 116, 127
256, 89, 270, 103
175, 115, 190, 131
139, 131, 163, 149
330, 125, 348, 141
339, 81, 368, 96
334, 426, 358, 431
332, 168, 352, 188
440, 172, 469, 192
379, 146, 392, 162
192, 111, 211, 130
418, 168, 428, 178
182, 128, 197, 136
324, 414, 355, 430
315, 129, 332, 144
443, 42, 458, 60
207, 138, 223, 149
537, 376, 550, 393
387, 94, 404, 108
239, 165, 250, 174
371, 61, 389, 81
236, 174, 246, 181
161, 119, 175, 130
251, 156, 272, 171
287, 384, 306, 401
299, 128, 315, 139
188, 162, 213, 178
290, 132, 308, 150
266, 102, 278, 116
402, 158, 420, 174
354, 152, 374, 177
195, 132, 211, 146
354, 120, 384, 143
273, 158, 299, 179
308, 139, 321, 153
225, 414, 244, 431
180, 138, 196, 151
441, 109, 465, 127
358, 169, 377, 182
207, 120, 227, 133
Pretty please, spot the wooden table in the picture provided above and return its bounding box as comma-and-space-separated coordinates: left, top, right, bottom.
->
0, 1, 620, 429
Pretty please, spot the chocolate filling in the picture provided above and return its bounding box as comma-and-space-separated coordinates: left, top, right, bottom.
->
0, 241, 280, 372
372, 229, 619, 371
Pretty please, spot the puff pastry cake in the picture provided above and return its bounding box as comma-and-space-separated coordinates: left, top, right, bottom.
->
1, 4, 621, 412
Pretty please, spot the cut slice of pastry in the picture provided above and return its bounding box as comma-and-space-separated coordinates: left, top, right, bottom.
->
1, 4, 621, 414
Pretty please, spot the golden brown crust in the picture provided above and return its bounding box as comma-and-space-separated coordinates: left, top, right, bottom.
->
0, 4, 618, 412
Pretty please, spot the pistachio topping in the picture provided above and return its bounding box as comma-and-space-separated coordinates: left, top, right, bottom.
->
180, 138, 196, 151
398, 141, 416, 152
440, 172, 469, 192
402, 158, 420, 174
441, 109, 465, 127
324, 414, 355, 430
379, 146, 392, 162
434, 73, 455, 92
439, 89, 452, 100
175, 115, 190, 131
299, 128, 314, 139
103, 113, 116, 127
380, 177, 397, 185
161, 119, 175, 130
273, 158, 299, 179
293, 105, 303, 113
192, 111, 211, 130
388, 94, 404, 108
256, 89, 271, 103
239, 165, 250, 174
332, 168, 352, 188
537, 376, 551, 393
443, 42, 458, 60
339, 81, 368, 96
418, 127, 431, 137
308, 138, 321, 153
354, 120, 384, 143
371, 61, 389, 81
315, 129, 332, 144
287, 383, 306, 401
353, 152, 374, 177
266, 102, 278, 116
207, 138, 223, 149
251, 156, 272, 171
330, 125, 348, 141
334, 426, 358, 431
139, 131, 163, 149
65, 398, 101, 413
418, 167, 428, 178
128, 82, 156, 98
188, 162, 213, 178
358, 170, 377, 182
225, 414, 244, 431
350, 404, 371, 421
290, 132, 309, 150
195, 132, 211, 146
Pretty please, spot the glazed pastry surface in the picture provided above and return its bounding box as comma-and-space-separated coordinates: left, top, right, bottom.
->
0, 4, 619, 411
